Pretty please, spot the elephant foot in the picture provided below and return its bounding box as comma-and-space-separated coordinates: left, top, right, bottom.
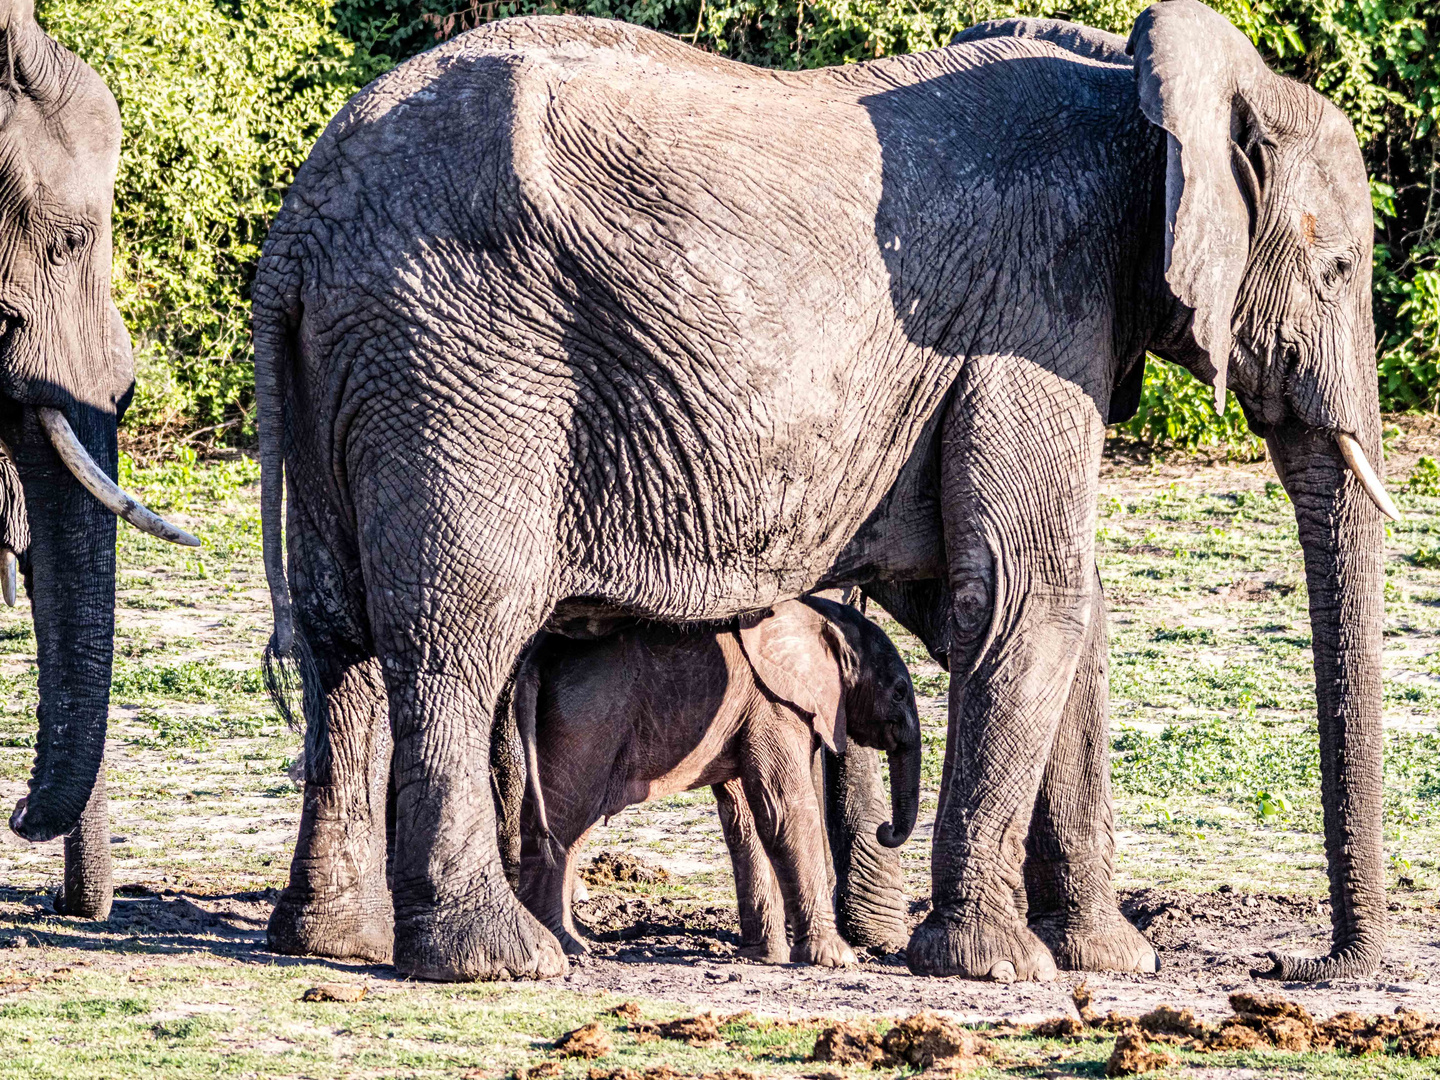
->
738, 940, 790, 964
1029, 908, 1158, 974
840, 907, 909, 955
394, 895, 567, 982
268, 888, 394, 964
793, 931, 857, 968
54, 882, 112, 921
906, 904, 1057, 981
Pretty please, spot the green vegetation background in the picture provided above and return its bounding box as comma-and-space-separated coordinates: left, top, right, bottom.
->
36, 0, 1440, 452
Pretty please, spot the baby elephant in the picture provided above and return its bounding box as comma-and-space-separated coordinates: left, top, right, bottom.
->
514, 597, 921, 967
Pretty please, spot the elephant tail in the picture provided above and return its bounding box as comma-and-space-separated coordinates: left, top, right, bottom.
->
253, 280, 296, 663
514, 636, 565, 868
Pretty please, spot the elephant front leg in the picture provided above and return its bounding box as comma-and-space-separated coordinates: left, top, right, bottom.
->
906, 366, 1104, 982
823, 746, 909, 954
268, 656, 394, 963
1024, 570, 1157, 973
741, 720, 856, 968
714, 780, 788, 962
54, 764, 112, 920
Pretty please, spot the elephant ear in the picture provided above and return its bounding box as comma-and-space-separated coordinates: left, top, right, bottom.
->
1128, 0, 1276, 411
0, 1, 63, 119
737, 600, 847, 754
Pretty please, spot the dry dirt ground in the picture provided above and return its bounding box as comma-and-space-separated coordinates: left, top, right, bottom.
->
0, 424, 1438, 1077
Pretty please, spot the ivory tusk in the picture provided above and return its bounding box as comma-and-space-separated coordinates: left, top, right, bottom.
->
1, 548, 14, 607
37, 408, 200, 546
1335, 432, 1401, 522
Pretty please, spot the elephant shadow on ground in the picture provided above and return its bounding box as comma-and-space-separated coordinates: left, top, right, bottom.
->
0, 885, 391, 977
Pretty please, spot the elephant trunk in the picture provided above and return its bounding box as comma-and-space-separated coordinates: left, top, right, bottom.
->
1261, 421, 1386, 979
877, 715, 922, 848
7, 405, 118, 843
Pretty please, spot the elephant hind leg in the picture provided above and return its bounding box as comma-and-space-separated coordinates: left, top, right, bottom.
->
267, 494, 393, 964
267, 651, 394, 964
1024, 569, 1157, 974
714, 779, 788, 963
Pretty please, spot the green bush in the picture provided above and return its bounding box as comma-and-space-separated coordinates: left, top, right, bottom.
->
38, 1, 383, 450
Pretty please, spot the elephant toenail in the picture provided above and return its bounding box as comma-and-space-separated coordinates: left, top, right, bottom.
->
988, 961, 1015, 982
1143, 951, 1160, 974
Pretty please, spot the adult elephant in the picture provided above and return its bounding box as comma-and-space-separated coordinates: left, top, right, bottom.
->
256, 1, 1390, 982
0, 0, 198, 897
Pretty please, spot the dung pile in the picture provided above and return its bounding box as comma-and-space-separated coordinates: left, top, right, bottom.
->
555, 1022, 613, 1059
588, 1069, 755, 1080
582, 851, 672, 887
1105, 1032, 1173, 1077
811, 1012, 990, 1074
631, 1013, 722, 1046
1040, 986, 1440, 1060
810, 1020, 886, 1066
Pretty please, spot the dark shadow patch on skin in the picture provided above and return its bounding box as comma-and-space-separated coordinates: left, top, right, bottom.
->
858, 44, 1157, 425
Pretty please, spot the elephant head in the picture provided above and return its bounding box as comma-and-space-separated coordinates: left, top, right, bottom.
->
737, 597, 922, 849
1132, 0, 1388, 978
0, 1, 195, 846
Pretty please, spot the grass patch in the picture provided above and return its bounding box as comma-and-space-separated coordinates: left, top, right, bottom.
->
112, 662, 265, 704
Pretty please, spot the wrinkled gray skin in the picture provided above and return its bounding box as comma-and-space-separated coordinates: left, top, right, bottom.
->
0, 1, 159, 917
513, 597, 921, 966
257, 2, 1388, 982
0, 286, 143, 923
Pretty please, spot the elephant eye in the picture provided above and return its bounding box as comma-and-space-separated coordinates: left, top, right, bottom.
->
48, 225, 89, 267
1319, 254, 1354, 294
892, 681, 909, 702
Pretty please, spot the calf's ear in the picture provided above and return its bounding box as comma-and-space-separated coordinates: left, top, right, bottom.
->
737, 601, 847, 754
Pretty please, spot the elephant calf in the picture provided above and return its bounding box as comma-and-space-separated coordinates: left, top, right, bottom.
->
514, 597, 921, 967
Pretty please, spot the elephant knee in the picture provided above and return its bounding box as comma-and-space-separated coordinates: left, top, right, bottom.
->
945, 539, 996, 672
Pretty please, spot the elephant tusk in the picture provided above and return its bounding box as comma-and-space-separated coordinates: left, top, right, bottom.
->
37, 408, 200, 547
1335, 433, 1401, 522
1, 548, 14, 607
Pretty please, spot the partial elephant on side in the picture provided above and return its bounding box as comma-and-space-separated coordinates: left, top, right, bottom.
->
512, 597, 922, 967
257, 1, 1390, 982
0, 0, 198, 894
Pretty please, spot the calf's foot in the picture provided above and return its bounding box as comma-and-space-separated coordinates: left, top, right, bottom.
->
268, 888, 395, 964
1028, 908, 1157, 973
739, 941, 791, 964
793, 931, 857, 968
907, 904, 1057, 981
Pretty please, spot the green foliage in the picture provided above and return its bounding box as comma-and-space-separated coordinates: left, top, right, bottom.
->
36, 1, 384, 448
112, 661, 266, 704
1408, 456, 1440, 496
1119, 361, 1264, 455
128, 709, 270, 750
1112, 718, 1320, 802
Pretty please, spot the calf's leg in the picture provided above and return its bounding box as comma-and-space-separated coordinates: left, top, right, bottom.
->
715, 779, 787, 962
741, 714, 855, 967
